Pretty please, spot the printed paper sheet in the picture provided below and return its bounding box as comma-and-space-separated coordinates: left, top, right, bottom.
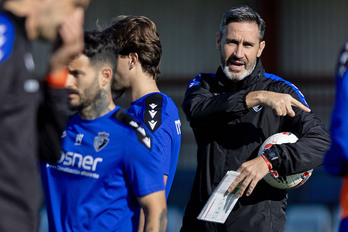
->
197, 171, 241, 224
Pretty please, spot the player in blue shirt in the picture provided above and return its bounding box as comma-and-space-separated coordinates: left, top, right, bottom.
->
104, 15, 181, 200
40, 31, 167, 232
324, 42, 348, 232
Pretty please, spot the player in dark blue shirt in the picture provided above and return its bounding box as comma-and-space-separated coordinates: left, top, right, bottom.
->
40, 31, 167, 232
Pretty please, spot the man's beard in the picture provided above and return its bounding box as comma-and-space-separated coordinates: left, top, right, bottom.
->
68, 88, 102, 112
221, 56, 256, 82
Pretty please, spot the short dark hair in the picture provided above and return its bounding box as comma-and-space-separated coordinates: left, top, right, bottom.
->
83, 30, 118, 75
104, 15, 162, 81
220, 5, 266, 41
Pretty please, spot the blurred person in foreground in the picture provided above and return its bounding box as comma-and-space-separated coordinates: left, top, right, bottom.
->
0, 0, 90, 231
181, 5, 330, 232
40, 31, 167, 232
103, 16, 181, 230
324, 41, 348, 232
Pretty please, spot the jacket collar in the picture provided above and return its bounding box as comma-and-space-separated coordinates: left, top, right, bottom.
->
214, 58, 265, 92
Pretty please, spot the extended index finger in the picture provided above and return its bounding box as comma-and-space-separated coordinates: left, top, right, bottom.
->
291, 98, 311, 113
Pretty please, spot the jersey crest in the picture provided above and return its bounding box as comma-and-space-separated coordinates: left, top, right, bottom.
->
94, 132, 110, 152
144, 94, 163, 133
113, 109, 152, 150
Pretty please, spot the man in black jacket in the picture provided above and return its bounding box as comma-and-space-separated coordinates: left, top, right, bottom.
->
181, 5, 330, 232
0, 0, 89, 231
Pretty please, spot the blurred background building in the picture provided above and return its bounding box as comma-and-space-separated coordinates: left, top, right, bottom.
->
34, 0, 348, 231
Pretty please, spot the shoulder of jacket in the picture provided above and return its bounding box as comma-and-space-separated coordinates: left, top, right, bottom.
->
187, 72, 216, 89
112, 108, 152, 150
263, 72, 309, 107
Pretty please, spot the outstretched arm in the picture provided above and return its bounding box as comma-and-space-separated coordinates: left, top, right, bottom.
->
246, 90, 310, 117
138, 190, 167, 232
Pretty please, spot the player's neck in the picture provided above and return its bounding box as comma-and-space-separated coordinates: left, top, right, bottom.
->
79, 97, 116, 120
126, 73, 160, 102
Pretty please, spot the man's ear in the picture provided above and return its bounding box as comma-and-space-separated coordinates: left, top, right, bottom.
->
216, 32, 221, 50
257, 41, 266, 58
128, 52, 139, 69
100, 66, 113, 87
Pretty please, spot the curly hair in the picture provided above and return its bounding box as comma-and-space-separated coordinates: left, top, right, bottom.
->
104, 16, 162, 81
83, 30, 118, 75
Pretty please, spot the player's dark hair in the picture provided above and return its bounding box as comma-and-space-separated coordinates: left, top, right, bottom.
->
220, 5, 266, 41
83, 31, 119, 75
103, 15, 162, 81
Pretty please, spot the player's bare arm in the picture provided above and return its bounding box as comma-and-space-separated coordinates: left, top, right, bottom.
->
227, 156, 270, 197
246, 91, 311, 117
138, 190, 167, 232
137, 175, 168, 232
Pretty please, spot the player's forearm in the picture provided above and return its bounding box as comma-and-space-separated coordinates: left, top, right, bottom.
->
144, 207, 167, 232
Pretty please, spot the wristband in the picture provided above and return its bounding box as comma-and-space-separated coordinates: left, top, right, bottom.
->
45, 68, 69, 88
261, 154, 272, 172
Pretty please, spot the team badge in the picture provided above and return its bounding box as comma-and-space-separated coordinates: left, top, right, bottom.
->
94, 132, 110, 152
253, 105, 263, 112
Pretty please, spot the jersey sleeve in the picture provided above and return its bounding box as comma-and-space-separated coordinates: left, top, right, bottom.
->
123, 135, 165, 197
182, 73, 249, 127
154, 122, 173, 175
324, 42, 348, 176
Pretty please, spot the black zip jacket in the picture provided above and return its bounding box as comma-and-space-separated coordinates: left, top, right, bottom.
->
0, 8, 67, 232
180, 60, 330, 232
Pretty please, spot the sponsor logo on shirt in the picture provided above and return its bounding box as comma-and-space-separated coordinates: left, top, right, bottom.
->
47, 151, 104, 179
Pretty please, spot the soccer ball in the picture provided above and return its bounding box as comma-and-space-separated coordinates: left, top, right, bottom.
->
258, 132, 313, 189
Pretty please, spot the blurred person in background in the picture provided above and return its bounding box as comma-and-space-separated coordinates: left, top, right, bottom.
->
181, 5, 330, 232
324, 41, 348, 232
0, 0, 89, 231
40, 31, 167, 232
